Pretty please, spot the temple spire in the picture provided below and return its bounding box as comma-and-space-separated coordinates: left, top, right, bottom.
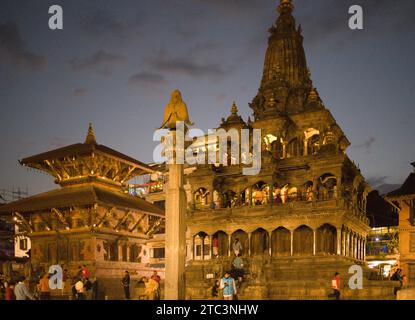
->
231, 101, 238, 115
278, 0, 294, 14
85, 122, 97, 145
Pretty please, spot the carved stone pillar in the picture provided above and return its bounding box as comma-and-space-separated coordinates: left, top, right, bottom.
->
313, 229, 317, 256
290, 230, 294, 256
336, 228, 342, 255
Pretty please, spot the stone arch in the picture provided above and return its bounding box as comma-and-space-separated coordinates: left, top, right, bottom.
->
271, 227, 291, 257
231, 229, 249, 256
316, 224, 337, 255
212, 231, 229, 257
293, 225, 313, 256
252, 181, 270, 206
271, 138, 284, 159
223, 190, 237, 208
318, 173, 338, 200
251, 228, 269, 256
286, 137, 302, 158
307, 133, 320, 155
193, 231, 208, 260
194, 188, 209, 208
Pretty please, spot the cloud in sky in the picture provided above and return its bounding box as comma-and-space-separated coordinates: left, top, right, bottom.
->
148, 50, 229, 78
73, 88, 89, 97
128, 71, 167, 86
81, 10, 143, 40
69, 50, 126, 75
0, 22, 46, 70
352, 137, 376, 150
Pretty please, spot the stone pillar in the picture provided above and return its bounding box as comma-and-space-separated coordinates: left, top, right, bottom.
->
290, 230, 294, 256
363, 238, 367, 260
269, 185, 274, 207
268, 232, 272, 256
313, 229, 317, 255
165, 131, 187, 300
336, 228, 342, 255
342, 229, 346, 256
282, 143, 287, 159
191, 235, 195, 260
249, 187, 253, 207
228, 236, 232, 257
126, 244, 131, 262
201, 236, 205, 261
209, 235, 213, 260
248, 233, 252, 257
345, 231, 349, 257
118, 243, 123, 261
303, 139, 308, 156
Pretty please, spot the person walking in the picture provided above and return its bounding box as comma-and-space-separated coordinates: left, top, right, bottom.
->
122, 271, 131, 300
37, 273, 51, 300
220, 272, 237, 300
232, 253, 244, 284
14, 276, 35, 300
328, 272, 341, 300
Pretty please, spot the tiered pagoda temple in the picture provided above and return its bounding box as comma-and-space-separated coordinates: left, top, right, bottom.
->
0, 124, 164, 299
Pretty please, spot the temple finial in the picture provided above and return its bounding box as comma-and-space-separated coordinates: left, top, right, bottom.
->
278, 0, 294, 14
231, 101, 238, 115
85, 122, 97, 144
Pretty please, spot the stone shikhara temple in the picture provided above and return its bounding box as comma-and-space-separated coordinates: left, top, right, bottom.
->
0, 0, 398, 299
146, 0, 396, 299
0, 124, 164, 299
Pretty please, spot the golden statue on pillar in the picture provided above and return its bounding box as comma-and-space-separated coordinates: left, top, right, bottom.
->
160, 89, 193, 129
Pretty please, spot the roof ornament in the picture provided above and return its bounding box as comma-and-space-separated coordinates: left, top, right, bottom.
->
85, 122, 97, 145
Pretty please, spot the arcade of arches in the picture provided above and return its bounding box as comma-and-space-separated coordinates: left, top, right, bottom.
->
192, 174, 348, 209
191, 225, 366, 261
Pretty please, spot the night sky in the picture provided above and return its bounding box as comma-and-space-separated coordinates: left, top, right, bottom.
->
1, 0, 414, 196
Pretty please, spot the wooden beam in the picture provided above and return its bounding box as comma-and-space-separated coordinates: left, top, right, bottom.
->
129, 213, 146, 232
114, 210, 132, 231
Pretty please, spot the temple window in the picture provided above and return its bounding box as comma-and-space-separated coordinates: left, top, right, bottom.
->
303, 181, 314, 201
251, 228, 269, 256
271, 227, 291, 256
316, 224, 337, 255
271, 139, 284, 159
293, 225, 313, 256
318, 174, 338, 200
223, 190, 238, 208
308, 134, 320, 155
286, 138, 301, 158
194, 188, 209, 209
212, 231, 229, 257
252, 181, 270, 206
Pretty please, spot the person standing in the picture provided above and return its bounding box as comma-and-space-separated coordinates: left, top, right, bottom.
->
151, 271, 161, 300
81, 265, 90, 280
142, 276, 159, 300
211, 280, 220, 300
14, 276, 35, 300
328, 272, 341, 300
37, 273, 51, 300
91, 277, 99, 300
232, 238, 243, 256
232, 253, 244, 283
5, 281, 16, 300
75, 279, 85, 300
84, 278, 92, 300
212, 237, 219, 258
220, 272, 237, 301
122, 271, 131, 300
